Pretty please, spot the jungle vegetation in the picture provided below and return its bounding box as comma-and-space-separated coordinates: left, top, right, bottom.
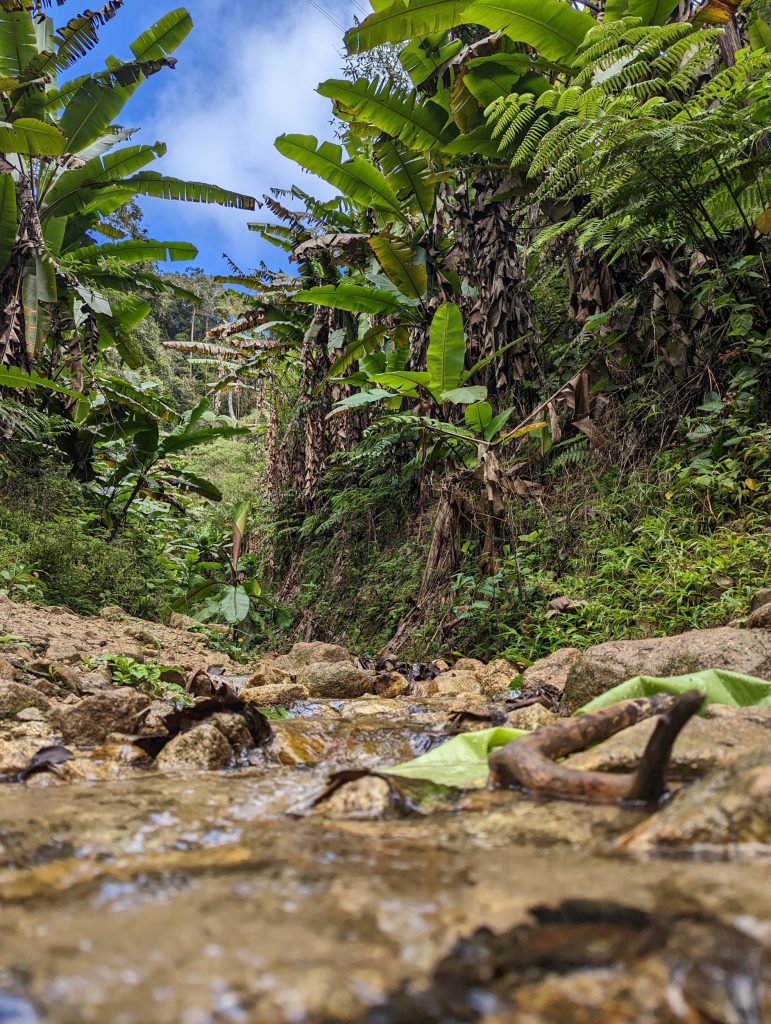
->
0, 0, 768, 661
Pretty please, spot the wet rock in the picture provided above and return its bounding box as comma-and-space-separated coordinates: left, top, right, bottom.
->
617, 748, 771, 852
436, 670, 484, 697
522, 647, 581, 695
245, 663, 294, 688
58, 688, 150, 745
748, 601, 771, 629
297, 661, 372, 699
155, 723, 234, 771
0, 657, 17, 680
505, 704, 559, 731
0, 682, 50, 718
412, 679, 439, 698
562, 627, 771, 711
373, 672, 411, 699
478, 659, 516, 696
209, 712, 253, 753
241, 681, 308, 706
0, 737, 46, 775
431, 659, 450, 673
337, 698, 403, 718
453, 657, 485, 672
91, 737, 151, 766
273, 641, 352, 674
565, 708, 771, 777
311, 775, 392, 820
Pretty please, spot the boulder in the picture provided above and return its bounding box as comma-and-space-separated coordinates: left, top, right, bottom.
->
478, 659, 516, 695
0, 682, 50, 718
373, 672, 411, 699
616, 748, 771, 852
337, 698, 403, 718
504, 704, 559, 731
273, 642, 352, 675
245, 663, 294, 689
242, 682, 308, 706
58, 688, 150, 745
412, 679, 439, 698
521, 647, 581, 695
562, 628, 771, 711
436, 670, 484, 697
155, 723, 233, 771
296, 662, 371, 699
453, 658, 486, 672
747, 602, 771, 630
43, 640, 81, 664
565, 707, 771, 777
209, 712, 254, 753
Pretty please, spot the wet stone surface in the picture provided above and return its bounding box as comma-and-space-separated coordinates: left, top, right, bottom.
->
0, 632, 768, 1023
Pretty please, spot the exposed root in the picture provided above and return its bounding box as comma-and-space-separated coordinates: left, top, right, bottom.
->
489, 690, 705, 804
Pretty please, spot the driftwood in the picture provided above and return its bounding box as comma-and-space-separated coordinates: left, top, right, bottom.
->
489, 690, 705, 804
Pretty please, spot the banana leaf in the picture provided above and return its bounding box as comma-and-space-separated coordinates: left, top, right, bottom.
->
384, 726, 528, 787
578, 669, 771, 713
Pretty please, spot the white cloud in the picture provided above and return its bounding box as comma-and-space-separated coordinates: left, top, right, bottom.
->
144, 0, 355, 242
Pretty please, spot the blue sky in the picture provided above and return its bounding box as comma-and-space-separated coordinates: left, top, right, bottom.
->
56, 0, 362, 274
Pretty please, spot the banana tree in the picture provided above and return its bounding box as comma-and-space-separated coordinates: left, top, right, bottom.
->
0, 5, 256, 378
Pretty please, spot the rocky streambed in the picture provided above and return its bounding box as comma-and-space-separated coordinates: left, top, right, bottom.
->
0, 596, 770, 1023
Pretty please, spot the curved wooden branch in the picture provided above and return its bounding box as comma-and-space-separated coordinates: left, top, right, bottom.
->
489, 690, 705, 804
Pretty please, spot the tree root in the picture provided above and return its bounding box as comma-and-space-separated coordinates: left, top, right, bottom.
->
489, 690, 705, 804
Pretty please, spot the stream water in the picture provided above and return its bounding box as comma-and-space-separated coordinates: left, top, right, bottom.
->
0, 699, 768, 1023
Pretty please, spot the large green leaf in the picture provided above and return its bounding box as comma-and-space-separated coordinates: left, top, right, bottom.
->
275, 134, 404, 220
462, 0, 594, 64
231, 500, 250, 571
0, 173, 16, 272
465, 401, 493, 432
370, 370, 431, 396
130, 8, 193, 61
604, 0, 679, 23
0, 365, 81, 400
441, 384, 487, 404
160, 425, 250, 456
217, 585, 251, 625
385, 726, 528, 787
368, 236, 427, 299
318, 77, 456, 152
748, 17, 771, 49
331, 388, 396, 411
60, 78, 131, 155
22, 254, 56, 360
41, 143, 167, 218
65, 239, 198, 264
427, 301, 466, 394
118, 172, 257, 210
325, 324, 389, 381
379, 140, 435, 222
0, 9, 36, 79
294, 284, 414, 316
0, 118, 67, 155
345, 0, 469, 53
578, 670, 771, 714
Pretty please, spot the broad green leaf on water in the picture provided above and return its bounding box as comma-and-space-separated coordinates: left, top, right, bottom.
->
367, 236, 427, 300
440, 385, 487, 405
318, 77, 455, 152
344, 0, 469, 53
462, 0, 595, 64
275, 134, 404, 220
218, 585, 251, 625
294, 284, 414, 317
578, 670, 771, 714
384, 726, 529, 787
427, 302, 465, 395
0, 173, 16, 272
0, 118, 67, 155
465, 400, 493, 432
0, 365, 82, 400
